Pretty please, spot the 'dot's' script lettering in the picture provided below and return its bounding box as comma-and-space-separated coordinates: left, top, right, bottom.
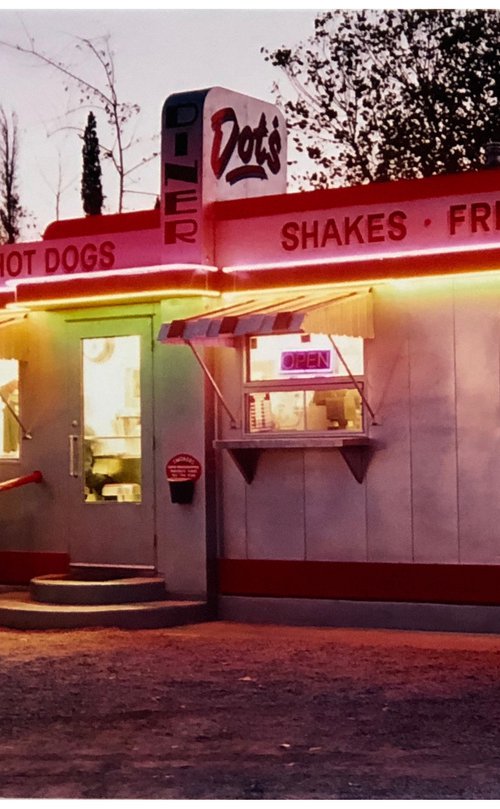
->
211, 108, 282, 186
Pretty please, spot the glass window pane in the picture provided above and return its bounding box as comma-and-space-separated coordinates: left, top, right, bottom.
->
82, 336, 141, 503
248, 333, 363, 381
247, 390, 306, 432
0, 360, 19, 458
305, 388, 363, 432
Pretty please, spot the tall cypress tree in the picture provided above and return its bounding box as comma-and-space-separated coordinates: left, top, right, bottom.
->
0, 107, 23, 243
81, 112, 104, 216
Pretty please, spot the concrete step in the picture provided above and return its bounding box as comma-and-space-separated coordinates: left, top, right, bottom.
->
69, 563, 157, 580
30, 574, 168, 605
0, 590, 209, 630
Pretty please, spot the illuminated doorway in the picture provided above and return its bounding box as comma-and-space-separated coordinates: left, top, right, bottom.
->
66, 317, 155, 566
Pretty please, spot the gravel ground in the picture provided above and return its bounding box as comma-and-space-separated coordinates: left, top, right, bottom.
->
1, 620, 500, 799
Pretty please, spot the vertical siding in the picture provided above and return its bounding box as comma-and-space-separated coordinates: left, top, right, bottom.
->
0, 311, 68, 552
218, 449, 248, 558
365, 287, 413, 562
408, 286, 458, 562
155, 298, 209, 595
304, 449, 367, 561
454, 278, 500, 564
215, 345, 248, 558
246, 450, 305, 560
217, 275, 500, 570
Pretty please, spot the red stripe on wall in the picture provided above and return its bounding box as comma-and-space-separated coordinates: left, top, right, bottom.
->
218, 559, 500, 606
0, 551, 70, 585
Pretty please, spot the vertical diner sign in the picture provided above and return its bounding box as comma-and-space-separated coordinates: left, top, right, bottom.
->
161, 87, 287, 265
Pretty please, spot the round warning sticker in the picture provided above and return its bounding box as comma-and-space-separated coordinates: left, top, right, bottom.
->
165, 454, 202, 482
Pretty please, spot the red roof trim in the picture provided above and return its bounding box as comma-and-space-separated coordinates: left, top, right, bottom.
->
214, 169, 500, 222
7, 244, 500, 304
219, 246, 500, 291
0, 289, 15, 309
41, 171, 500, 240
14, 268, 220, 304
43, 209, 159, 241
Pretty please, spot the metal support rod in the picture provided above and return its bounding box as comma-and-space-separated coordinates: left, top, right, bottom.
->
328, 335, 378, 425
0, 390, 32, 440
186, 341, 240, 430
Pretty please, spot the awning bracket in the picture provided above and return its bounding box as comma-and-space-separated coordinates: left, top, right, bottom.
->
339, 445, 373, 484
214, 439, 374, 485
328, 335, 378, 426
186, 341, 240, 430
226, 447, 262, 484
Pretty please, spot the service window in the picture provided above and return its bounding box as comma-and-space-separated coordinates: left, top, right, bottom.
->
0, 359, 20, 458
245, 333, 364, 434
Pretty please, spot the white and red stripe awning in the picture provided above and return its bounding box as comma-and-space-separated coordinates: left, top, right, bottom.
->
0, 313, 29, 360
158, 288, 373, 345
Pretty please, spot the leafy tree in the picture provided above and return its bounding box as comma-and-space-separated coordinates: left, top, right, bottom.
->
0, 33, 158, 212
81, 112, 104, 216
263, 9, 500, 188
0, 108, 23, 244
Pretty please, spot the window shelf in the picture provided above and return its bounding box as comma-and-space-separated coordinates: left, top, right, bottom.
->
213, 436, 374, 485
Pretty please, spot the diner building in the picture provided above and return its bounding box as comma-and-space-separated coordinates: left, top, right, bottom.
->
0, 86, 499, 631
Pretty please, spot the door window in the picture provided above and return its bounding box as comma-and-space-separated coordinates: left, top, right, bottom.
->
82, 336, 141, 502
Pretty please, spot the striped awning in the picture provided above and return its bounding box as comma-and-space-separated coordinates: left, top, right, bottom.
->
0, 313, 28, 360
158, 288, 373, 345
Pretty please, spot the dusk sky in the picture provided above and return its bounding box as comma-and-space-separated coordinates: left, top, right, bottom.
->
0, 7, 322, 237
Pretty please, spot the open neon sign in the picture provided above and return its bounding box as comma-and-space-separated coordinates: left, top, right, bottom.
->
280, 349, 332, 374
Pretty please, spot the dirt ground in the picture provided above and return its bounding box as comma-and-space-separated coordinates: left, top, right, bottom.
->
1, 620, 500, 799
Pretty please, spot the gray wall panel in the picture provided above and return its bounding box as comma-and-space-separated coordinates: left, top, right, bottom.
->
365, 287, 413, 561
217, 449, 248, 559
156, 299, 209, 595
215, 276, 500, 570
304, 449, 367, 561
408, 287, 458, 562
215, 344, 248, 558
246, 449, 305, 560
454, 280, 500, 564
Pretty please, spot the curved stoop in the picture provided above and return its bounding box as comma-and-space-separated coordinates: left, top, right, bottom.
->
0, 590, 209, 630
30, 574, 169, 605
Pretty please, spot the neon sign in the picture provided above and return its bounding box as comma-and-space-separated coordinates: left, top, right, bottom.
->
280, 349, 332, 374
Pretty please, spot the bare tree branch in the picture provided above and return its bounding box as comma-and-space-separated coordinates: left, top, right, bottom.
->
0, 32, 152, 213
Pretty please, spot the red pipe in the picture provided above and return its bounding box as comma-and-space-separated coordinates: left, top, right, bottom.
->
0, 471, 43, 492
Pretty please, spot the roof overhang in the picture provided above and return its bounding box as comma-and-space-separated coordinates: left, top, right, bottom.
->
6, 266, 220, 310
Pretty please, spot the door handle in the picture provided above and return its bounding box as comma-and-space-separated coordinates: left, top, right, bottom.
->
69, 434, 79, 478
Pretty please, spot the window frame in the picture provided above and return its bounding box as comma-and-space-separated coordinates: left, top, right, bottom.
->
242, 333, 366, 437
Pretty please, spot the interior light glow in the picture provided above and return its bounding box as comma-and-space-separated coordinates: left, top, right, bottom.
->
389, 269, 500, 290
220, 279, 375, 300
5, 263, 219, 291
221, 242, 500, 274
6, 288, 221, 311
219, 267, 500, 299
